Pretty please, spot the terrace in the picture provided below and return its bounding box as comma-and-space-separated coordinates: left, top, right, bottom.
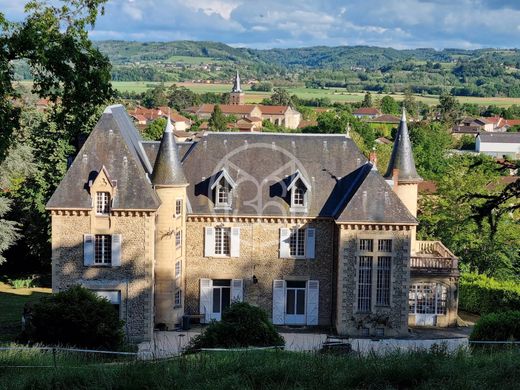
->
411, 241, 459, 275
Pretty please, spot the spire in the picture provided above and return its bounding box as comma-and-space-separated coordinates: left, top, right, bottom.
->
151, 116, 187, 186
232, 70, 241, 93
384, 107, 422, 183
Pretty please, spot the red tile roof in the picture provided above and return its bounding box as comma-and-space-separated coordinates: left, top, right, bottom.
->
194, 104, 259, 115
353, 107, 381, 115
257, 105, 290, 115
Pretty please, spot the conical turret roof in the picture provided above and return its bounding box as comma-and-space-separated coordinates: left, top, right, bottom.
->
232, 70, 242, 93
151, 116, 187, 186
384, 108, 422, 183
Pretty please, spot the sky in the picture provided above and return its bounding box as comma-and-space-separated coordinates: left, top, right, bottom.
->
4, 0, 520, 50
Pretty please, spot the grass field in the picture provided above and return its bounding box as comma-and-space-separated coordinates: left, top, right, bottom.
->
1, 348, 520, 389
0, 281, 51, 343
109, 81, 520, 107
167, 55, 222, 64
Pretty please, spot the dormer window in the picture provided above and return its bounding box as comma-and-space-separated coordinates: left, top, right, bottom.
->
287, 171, 310, 212
210, 169, 236, 210
96, 192, 110, 215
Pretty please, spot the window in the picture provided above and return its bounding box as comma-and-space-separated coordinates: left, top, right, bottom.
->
175, 199, 183, 217
93, 290, 120, 314
289, 228, 305, 257
357, 256, 372, 312
176, 231, 182, 250
409, 283, 447, 315
293, 186, 305, 206
94, 235, 111, 264
359, 239, 373, 252
376, 256, 391, 306
174, 290, 182, 307
96, 192, 110, 215
175, 260, 181, 278
215, 227, 231, 256
378, 239, 392, 252
216, 182, 231, 207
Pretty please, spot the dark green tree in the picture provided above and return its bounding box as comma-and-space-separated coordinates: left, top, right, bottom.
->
267, 88, 293, 106
167, 84, 200, 111
380, 95, 399, 115
142, 117, 167, 141
208, 104, 227, 131
361, 91, 373, 107
438, 92, 461, 124
141, 84, 168, 108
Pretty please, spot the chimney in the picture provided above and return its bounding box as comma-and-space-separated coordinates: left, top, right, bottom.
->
369, 147, 377, 168
392, 168, 399, 189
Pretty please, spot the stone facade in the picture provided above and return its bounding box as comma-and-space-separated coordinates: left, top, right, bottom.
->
185, 218, 335, 326
50, 210, 155, 343
336, 226, 412, 337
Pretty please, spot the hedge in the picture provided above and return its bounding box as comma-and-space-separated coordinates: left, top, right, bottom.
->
459, 273, 520, 315
470, 311, 520, 341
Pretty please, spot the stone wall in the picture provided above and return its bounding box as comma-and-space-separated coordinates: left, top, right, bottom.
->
336, 226, 412, 337
185, 218, 335, 326
51, 211, 155, 343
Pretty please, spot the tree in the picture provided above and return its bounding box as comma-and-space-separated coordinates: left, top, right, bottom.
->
167, 84, 200, 111
402, 90, 418, 118
142, 118, 166, 141
266, 88, 293, 106
380, 95, 399, 115
208, 105, 227, 131
438, 92, 461, 124
0, 0, 113, 269
251, 81, 273, 92
361, 92, 373, 107
141, 84, 168, 108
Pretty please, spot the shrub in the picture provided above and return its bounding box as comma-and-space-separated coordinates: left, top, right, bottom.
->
8, 277, 36, 289
19, 286, 124, 350
186, 302, 284, 351
470, 311, 520, 341
459, 273, 520, 315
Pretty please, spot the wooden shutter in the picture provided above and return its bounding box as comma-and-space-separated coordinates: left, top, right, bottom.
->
200, 279, 213, 323
231, 279, 243, 302
272, 280, 285, 325
306, 280, 319, 325
83, 234, 94, 266
204, 227, 215, 257
305, 228, 316, 259
111, 234, 122, 266
279, 228, 291, 258
230, 227, 240, 257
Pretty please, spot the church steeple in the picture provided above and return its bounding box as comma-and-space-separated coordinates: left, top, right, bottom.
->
384, 108, 422, 184
151, 116, 187, 186
232, 70, 242, 93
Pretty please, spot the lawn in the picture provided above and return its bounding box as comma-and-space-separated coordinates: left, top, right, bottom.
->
1, 348, 519, 389
0, 281, 51, 343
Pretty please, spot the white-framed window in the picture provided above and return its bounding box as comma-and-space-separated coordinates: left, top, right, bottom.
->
176, 230, 182, 250
215, 227, 231, 256
359, 239, 373, 252
94, 235, 111, 264
376, 256, 391, 306
175, 199, 183, 217
409, 283, 447, 315
174, 290, 182, 307
357, 256, 372, 312
175, 260, 181, 278
289, 228, 306, 257
96, 192, 110, 215
216, 182, 231, 208
378, 239, 392, 252
93, 290, 121, 314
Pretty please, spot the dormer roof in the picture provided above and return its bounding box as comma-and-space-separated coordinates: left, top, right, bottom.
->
384, 108, 422, 184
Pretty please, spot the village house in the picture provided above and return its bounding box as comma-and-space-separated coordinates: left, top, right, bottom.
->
352, 107, 381, 119
47, 105, 459, 343
129, 106, 192, 131
186, 71, 302, 129
476, 132, 520, 158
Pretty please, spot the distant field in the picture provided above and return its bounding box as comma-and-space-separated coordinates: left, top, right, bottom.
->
167, 55, 222, 64
111, 81, 520, 107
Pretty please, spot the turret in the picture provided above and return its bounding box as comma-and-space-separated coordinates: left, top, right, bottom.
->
384, 108, 422, 217
152, 117, 188, 329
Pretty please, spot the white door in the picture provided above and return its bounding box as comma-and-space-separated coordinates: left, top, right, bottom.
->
285, 281, 306, 325
211, 280, 231, 321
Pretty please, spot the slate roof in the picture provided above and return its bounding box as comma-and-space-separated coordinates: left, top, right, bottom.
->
153, 132, 417, 224
478, 132, 520, 143
384, 110, 422, 183
46, 105, 160, 210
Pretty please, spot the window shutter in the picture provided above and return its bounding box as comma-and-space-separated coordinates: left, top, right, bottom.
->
200, 279, 213, 324
204, 227, 215, 257
111, 234, 122, 266
305, 228, 316, 259
272, 280, 285, 325
230, 227, 240, 257
83, 234, 94, 266
279, 228, 291, 258
231, 279, 243, 302
306, 280, 319, 325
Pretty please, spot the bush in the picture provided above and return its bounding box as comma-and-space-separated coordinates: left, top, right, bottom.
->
459, 273, 520, 315
8, 277, 36, 289
186, 302, 284, 351
19, 286, 125, 350
470, 311, 520, 341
